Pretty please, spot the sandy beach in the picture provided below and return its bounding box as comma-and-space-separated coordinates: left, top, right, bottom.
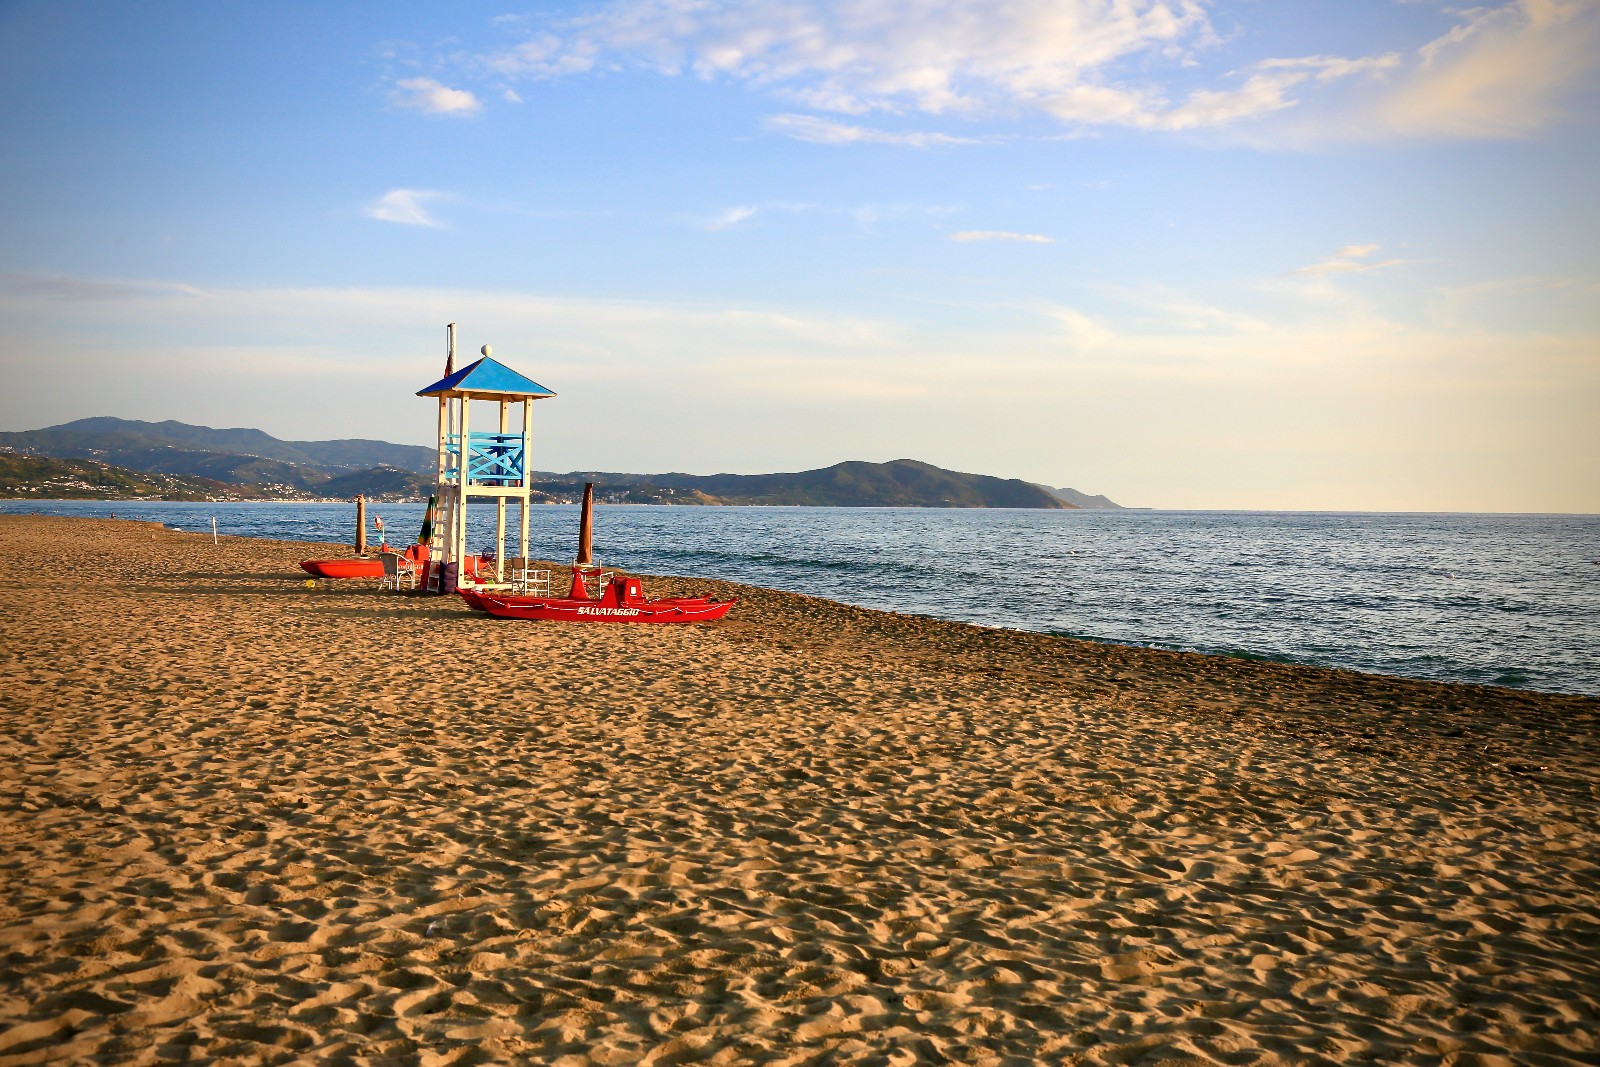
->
1, 513, 1596, 1065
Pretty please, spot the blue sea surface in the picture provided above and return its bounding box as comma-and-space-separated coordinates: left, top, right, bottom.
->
6, 500, 1598, 696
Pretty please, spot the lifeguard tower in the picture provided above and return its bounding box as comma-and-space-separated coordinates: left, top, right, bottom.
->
416, 323, 556, 592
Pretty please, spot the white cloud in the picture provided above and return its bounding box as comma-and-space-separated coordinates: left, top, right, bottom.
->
1257, 55, 1404, 84
484, 31, 601, 78
1289, 244, 1411, 277
388, 77, 483, 116
0, 272, 206, 301
1045, 305, 1115, 349
1099, 283, 1272, 334
1376, 0, 1600, 138
363, 189, 448, 228
484, 1, 1226, 129
473, 2, 1423, 136
470, 0, 1597, 142
503, 88, 524, 104
700, 201, 835, 229
1044, 53, 1401, 131
763, 114, 976, 146
706, 205, 759, 230
1156, 74, 1305, 130
949, 230, 1054, 244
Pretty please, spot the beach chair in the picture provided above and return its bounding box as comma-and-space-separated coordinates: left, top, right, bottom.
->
508, 558, 551, 596
378, 551, 418, 591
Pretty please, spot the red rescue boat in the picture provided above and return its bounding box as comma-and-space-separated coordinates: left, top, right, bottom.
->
460, 572, 736, 624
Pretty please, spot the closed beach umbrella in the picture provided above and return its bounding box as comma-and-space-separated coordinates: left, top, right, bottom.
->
419, 494, 436, 544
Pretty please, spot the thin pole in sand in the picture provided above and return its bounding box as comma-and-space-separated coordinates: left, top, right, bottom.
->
457, 394, 471, 586
495, 398, 508, 585
576, 482, 595, 566
211, 517, 218, 545
519, 397, 532, 565
355, 494, 367, 555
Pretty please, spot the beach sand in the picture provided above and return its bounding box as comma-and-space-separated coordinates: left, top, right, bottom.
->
1, 513, 1596, 1066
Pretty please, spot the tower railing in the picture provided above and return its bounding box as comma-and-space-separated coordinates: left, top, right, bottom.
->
441, 432, 527, 486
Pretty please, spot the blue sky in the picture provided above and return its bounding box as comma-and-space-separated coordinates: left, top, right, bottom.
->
1, 1, 1596, 510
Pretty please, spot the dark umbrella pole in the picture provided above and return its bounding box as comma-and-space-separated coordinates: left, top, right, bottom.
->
567, 483, 597, 599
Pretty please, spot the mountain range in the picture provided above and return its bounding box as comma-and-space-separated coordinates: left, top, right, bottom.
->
0, 417, 1121, 509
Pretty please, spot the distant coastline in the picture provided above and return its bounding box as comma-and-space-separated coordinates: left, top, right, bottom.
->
1, 417, 1122, 510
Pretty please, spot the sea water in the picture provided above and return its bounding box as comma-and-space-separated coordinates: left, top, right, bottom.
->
6, 500, 1597, 696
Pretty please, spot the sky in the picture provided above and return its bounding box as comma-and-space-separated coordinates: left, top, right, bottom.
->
0, 0, 1596, 511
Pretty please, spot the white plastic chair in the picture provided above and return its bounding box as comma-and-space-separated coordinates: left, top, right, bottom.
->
378, 551, 418, 591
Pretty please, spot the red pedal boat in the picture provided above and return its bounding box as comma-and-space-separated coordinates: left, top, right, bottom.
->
301, 545, 464, 580
459, 572, 736, 624
300, 557, 385, 579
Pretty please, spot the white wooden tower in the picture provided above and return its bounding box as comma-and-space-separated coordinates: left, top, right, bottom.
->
416, 323, 556, 591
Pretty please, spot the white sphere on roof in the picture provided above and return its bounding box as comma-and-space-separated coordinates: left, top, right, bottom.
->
481, 344, 492, 357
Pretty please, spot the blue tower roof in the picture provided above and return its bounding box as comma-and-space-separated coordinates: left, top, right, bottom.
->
416, 356, 556, 399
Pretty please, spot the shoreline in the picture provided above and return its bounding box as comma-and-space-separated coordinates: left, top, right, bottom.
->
2, 513, 1597, 1064
11, 496, 1600, 516
4, 501, 1596, 699
4, 507, 1598, 700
